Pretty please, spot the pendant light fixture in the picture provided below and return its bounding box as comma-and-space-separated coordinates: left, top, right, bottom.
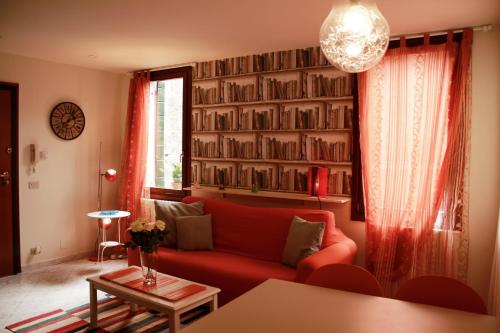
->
319, 0, 390, 73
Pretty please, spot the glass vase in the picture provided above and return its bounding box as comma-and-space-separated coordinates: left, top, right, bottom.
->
139, 248, 158, 286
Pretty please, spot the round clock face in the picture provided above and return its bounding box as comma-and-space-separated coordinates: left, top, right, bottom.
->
50, 102, 85, 140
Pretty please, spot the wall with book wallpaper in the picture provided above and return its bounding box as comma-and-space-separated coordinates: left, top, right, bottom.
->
190, 46, 355, 198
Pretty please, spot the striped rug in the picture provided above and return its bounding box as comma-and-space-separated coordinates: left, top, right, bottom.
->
6, 296, 209, 333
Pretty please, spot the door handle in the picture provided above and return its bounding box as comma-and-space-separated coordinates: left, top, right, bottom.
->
0, 171, 10, 185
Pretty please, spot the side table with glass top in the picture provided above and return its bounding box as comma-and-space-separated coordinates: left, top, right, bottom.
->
87, 210, 130, 263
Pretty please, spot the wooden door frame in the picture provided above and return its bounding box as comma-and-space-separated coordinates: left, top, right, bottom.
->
149, 66, 192, 201
0, 82, 21, 274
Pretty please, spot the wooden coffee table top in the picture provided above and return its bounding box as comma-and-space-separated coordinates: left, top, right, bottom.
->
87, 267, 220, 311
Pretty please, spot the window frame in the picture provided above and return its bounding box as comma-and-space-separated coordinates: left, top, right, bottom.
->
148, 66, 192, 201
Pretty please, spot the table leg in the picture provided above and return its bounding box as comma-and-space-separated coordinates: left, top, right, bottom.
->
89, 283, 98, 329
209, 295, 218, 312
168, 310, 181, 333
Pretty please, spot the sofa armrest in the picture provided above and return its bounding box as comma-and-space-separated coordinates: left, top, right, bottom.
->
295, 228, 357, 283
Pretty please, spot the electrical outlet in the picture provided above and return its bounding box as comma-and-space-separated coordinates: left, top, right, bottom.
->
60, 239, 68, 250
30, 245, 41, 255
28, 181, 39, 189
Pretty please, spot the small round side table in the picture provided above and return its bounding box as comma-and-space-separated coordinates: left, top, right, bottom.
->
87, 210, 130, 263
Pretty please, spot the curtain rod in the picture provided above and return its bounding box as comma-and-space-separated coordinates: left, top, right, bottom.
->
129, 24, 493, 74
389, 24, 493, 41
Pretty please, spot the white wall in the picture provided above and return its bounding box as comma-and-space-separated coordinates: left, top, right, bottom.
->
468, 26, 500, 301
0, 52, 126, 267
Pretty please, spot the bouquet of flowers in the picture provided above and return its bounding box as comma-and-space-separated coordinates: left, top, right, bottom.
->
125, 218, 168, 253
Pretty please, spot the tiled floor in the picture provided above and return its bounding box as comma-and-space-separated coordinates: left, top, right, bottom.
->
0, 258, 127, 332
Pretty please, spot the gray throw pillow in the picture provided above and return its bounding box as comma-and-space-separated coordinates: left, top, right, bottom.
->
154, 200, 204, 247
176, 214, 213, 251
282, 216, 325, 267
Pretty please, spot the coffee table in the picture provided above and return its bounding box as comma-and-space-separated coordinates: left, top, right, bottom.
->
87, 267, 220, 333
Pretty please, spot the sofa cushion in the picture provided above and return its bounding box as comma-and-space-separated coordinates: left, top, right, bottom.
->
155, 247, 296, 305
176, 214, 214, 250
154, 200, 204, 247
282, 216, 325, 267
182, 196, 336, 262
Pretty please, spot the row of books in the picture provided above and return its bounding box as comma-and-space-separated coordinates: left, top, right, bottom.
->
193, 87, 218, 105
193, 75, 351, 105
192, 133, 350, 162
311, 74, 352, 98
310, 137, 352, 162
262, 137, 300, 161
192, 110, 234, 131
237, 165, 274, 190
193, 163, 235, 187
328, 171, 352, 195
326, 104, 353, 129
192, 138, 220, 158
224, 138, 255, 159
191, 163, 352, 195
193, 47, 331, 79
265, 78, 301, 100
296, 47, 329, 68
278, 167, 308, 192
192, 104, 352, 131
222, 82, 257, 103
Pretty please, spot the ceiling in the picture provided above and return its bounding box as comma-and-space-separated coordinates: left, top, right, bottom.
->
0, 0, 498, 73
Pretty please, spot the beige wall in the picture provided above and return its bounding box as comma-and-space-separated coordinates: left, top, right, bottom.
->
469, 26, 500, 301
0, 52, 126, 267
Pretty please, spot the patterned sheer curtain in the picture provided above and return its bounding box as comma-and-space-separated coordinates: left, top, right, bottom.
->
119, 71, 150, 222
358, 30, 473, 294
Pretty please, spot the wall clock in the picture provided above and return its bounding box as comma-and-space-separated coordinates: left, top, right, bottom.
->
50, 102, 85, 140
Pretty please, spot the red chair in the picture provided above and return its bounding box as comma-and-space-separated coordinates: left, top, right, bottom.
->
395, 276, 487, 314
305, 264, 383, 297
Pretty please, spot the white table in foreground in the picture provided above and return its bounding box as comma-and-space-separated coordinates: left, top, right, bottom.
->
86, 269, 220, 333
181, 279, 498, 333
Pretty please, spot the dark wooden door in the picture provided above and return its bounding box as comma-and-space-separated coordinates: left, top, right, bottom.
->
0, 82, 20, 277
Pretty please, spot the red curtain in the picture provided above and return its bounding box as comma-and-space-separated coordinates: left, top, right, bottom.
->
119, 71, 150, 222
358, 30, 473, 294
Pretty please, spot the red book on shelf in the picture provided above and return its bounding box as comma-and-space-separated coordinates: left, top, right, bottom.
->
308, 166, 328, 197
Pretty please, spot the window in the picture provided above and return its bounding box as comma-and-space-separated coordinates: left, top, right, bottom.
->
146, 67, 192, 201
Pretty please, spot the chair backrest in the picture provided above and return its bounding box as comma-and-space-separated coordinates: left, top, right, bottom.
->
395, 276, 487, 314
305, 264, 383, 297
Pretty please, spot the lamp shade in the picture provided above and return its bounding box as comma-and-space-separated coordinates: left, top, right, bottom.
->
104, 169, 117, 182
98, 218, 112, 229
319, 0, 390, 73
308, 167, 328, 197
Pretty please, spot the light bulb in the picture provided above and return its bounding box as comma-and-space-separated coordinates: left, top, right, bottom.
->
320, 0, 390, 73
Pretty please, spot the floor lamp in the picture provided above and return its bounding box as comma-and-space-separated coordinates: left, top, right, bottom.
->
97, 142, 117, 211
90, 142, 118, 261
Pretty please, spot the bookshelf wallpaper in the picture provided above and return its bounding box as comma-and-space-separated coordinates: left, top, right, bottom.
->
191, 46, 354, 198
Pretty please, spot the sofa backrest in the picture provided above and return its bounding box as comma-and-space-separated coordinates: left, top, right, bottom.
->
182, 196, 336, 263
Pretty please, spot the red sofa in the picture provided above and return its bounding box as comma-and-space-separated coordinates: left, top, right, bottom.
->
129, 196, 357, 305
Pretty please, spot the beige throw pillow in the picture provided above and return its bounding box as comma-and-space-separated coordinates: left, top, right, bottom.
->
154, 200, 204, 247
282, 216, 325, 267
176, 214, 214, 251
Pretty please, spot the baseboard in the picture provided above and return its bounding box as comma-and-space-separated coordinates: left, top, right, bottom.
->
21, 251, 95, 272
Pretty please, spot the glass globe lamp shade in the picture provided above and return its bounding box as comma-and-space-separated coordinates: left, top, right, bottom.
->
320, 0, 390, 73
